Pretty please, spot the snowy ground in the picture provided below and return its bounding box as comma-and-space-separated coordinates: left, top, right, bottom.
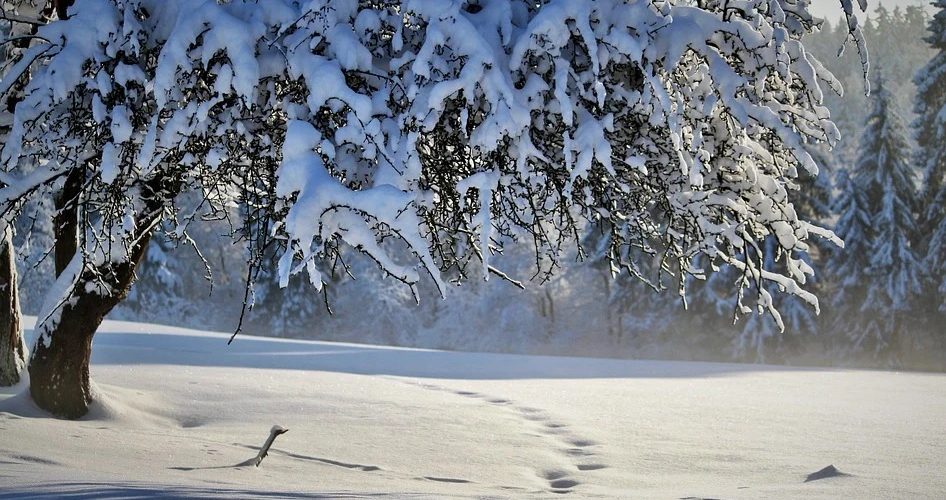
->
1, 319, 945, 499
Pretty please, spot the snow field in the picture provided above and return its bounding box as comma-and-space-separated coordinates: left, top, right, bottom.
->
2, 318, 945, 498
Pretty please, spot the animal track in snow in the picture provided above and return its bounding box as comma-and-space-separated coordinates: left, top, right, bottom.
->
401, 380, 609, 495
517, 406, 542, 414
541, 469, 569, 480
178, 417, 206, 428
539, 469, 583, 494
549, 479, 580, 489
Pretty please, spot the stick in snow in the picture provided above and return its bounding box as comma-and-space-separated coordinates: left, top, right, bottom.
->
805, 464, 849, 482
254, 425, 289, 467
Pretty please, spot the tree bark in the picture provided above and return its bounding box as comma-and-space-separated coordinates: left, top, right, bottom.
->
0, 224, 25, 387
53, 168, 81, 276
28, 225, 153, 418
53, 0, 74, 20
28, 172, 176, 418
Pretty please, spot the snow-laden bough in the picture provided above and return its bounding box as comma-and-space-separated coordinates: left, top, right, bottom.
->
0, 0, 870, 416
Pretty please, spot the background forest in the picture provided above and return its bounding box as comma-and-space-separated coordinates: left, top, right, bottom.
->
12, 3, 945, 370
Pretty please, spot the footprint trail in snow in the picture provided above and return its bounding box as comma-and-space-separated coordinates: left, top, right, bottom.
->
402, 381, 610, 495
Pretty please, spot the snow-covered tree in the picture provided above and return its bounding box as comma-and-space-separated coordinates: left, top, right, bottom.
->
0, 221, 24, 386
915, 0, 946, 313
827, 169, 869, 308
833, 73, 922, 358
0, 0, 58, 386
119, 232, 198, 324
733, 141, 834, 362
806, 6, 932, 178
0, 0, 868, 417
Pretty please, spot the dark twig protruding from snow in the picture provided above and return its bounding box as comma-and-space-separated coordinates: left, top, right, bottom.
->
254, 425, 289, 467
805, 464, 849, 482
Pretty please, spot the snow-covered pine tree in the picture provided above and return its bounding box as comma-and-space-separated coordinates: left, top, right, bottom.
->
776, 146, 834, 355
810, 6, 932, 179
733, 235, 781, 362
249, 268, 324, 338
120, 232, 197, 325
675, 254, 743, 360
915, 0, 946, 314
581, 219, 666, 342
827, 167, 871, 317
736, 143, 835, 363
737, 240, 820, 363
836, 73, 922, 359
0, 0, 867, 417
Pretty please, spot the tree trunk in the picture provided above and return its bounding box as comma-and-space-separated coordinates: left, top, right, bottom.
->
27, 170, 174, 418
53, 0, 75, 20
0, 224, 25, 387
28, 231, 153, 418
53, 168, 81, 276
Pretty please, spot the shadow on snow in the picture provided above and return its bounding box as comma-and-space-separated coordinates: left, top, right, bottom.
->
0, 482, 412, 499
22, 322, 830, 380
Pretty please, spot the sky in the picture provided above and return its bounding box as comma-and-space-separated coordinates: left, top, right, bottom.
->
809, 0, 937, 21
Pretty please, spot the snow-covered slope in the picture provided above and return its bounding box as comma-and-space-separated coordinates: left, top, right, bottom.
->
2, 319, 945, 499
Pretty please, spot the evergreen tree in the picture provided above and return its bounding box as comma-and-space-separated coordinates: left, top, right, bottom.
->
682, 256, 744, 360
735, 237, 780, 363
835, 73, 922, 359
737, 142, 836, 363
810, 8, 933, 178
827, 167, 870, 356
914, 0, 946, 313
121, 234, 198, 325
581, 219, 677, 346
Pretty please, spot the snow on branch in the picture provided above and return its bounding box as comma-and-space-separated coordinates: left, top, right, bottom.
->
0, 0, 869, 327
